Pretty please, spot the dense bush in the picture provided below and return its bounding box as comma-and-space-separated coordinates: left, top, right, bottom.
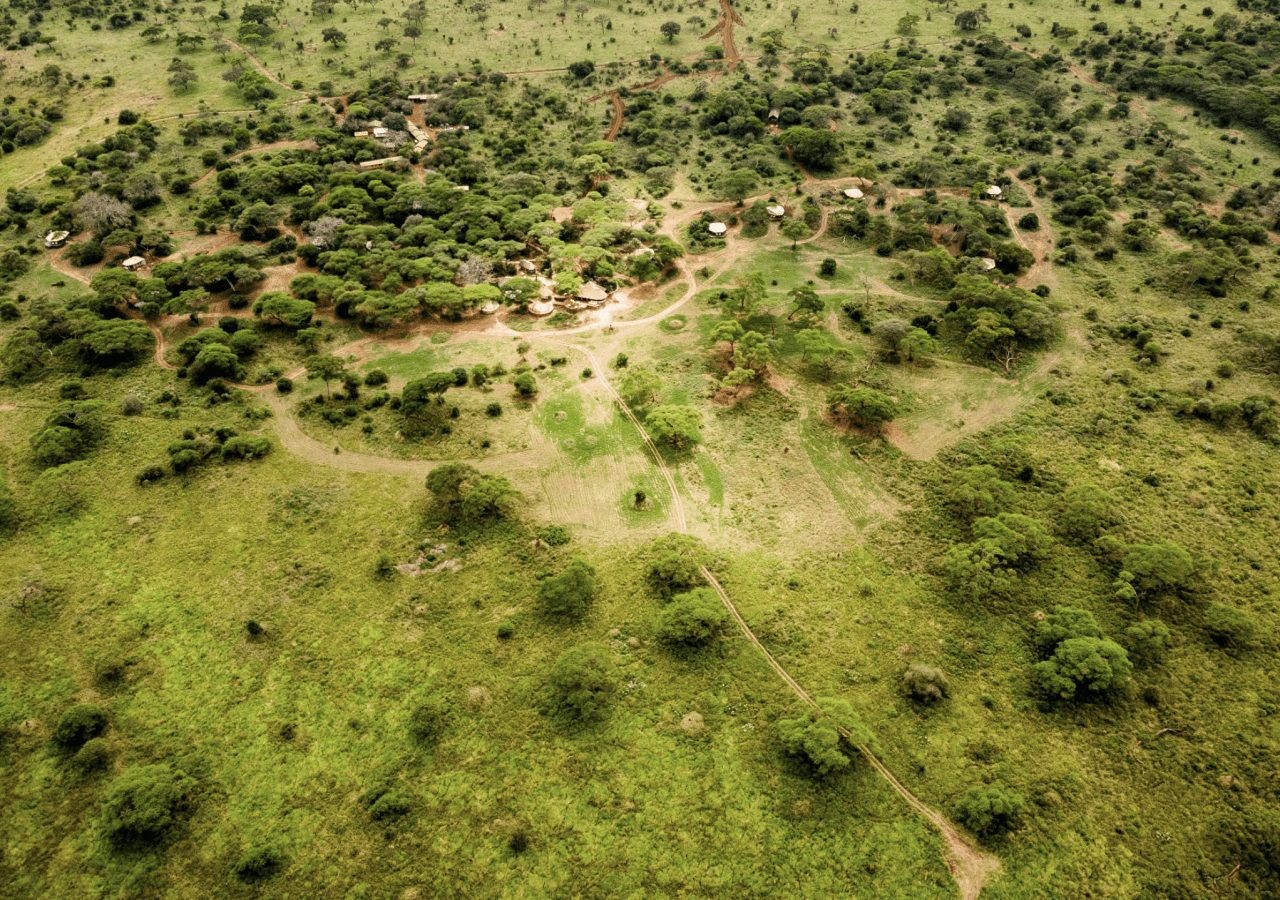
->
407, 690, 454, 745
1123, 619, 1171, 666
99, 765, 194, 847
70, 738, 111, 775
52, 704, 107, 750
955, 785, 1024, 837
901, 664, 950, 703
646, 532, 705, 599
233, 845, 285, 882
425, 463, 518, 524
1033, 637, 1132, 701
545, 644, 616, 724
655, 588, 728, 648
1203, 602, 1257, 649
775, 697, 872, 777
1033, 606, 1103, 656
537, 559, 597, 620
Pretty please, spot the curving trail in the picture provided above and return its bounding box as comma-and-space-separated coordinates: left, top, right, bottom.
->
583, 334, 1000, 900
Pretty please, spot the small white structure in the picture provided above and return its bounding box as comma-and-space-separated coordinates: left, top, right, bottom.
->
980, 257, 998, 271
353, 130, 370, 138
122, 256, 146, 271
708, 222, 728, 236
358, 156, 406, 170
407, 93, 440, 102
578, 281, 609, 303
480, 301, 501, 315
453, 184, 470, 192
630, 247, 655, 258
519, 259, 538, 274
985, 184, 1003, 199
842, 187, 864, 200
44, 230, 69, 249
372, 127, 389, 139
528, 300, 555, 316
768, 108, 780, 122
766, 204, 786, 219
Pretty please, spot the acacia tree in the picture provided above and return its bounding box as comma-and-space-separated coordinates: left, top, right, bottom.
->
306, 355, 346, 399
660, 21, 681, 41
645, 405, 702, 450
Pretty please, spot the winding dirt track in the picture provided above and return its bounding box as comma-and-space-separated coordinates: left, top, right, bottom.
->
44, 156, 1019, 900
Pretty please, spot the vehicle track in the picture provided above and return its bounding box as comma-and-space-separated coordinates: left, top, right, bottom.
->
580, 344, 1000, 900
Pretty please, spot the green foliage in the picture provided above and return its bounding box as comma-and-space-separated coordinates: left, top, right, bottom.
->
1059, 483, 1121, 542
545, 644, 616, 724
407, 690, 454, 746
826, 386, 896, 433
776, 697, 871, 777
220, 436, 271, 461
645, 405, 702, 450
901, 664, 950, 703
30, 402, 107, 468
646, 533, 705, 599
513, 372, 537, 398
944, 465, 1016, 523
52, 704, 107, 750
233, 845, 285, 883
70, 738, 111, 776
1120, 542, 1195, 599
1033, 637, 1133, 701
1123, 619, 1171, 667
537, 559, 598, 620
99, 765, 194, 847
655, 588, 728, 648
425, 463, 518, 524
1033, 606, 1103, 656
1203, 602, 1257, 649
954, 785, 1024, 838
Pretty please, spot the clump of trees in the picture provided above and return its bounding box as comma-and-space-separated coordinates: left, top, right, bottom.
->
656, 588, 728, 648
776, 697, 872, 777
1032, 606, 1132, 702
425, 463, 518, 524
544, 644, 616, 725
537, 559, 597, 620
646, 532, 706, 598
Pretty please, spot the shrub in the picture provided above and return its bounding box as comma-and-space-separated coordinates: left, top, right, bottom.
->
221, 435, 271, 460
485, 401, 503, 417
655, 588, 728, 648
955, 785, 1024, 837
276, 377, 293, 393
1123, 619, 1171, 666
776, 697, 872, 777
233, 845, 285, 882
646, 532, 705, 599
1033, 637, 1132, 701
1121, 542, 1195, 599
407, 691, 454, 745
99, 765, 194, 847
364, 369, 388, 386
121, 394, 144, 416
536, 524, 571, 546
513, 372, 537, 398
368, 791, 411, 821
425, 463, 518, 524
1203, 602, 1257, 649
944, 465, 1016, 522
545, 644, 616, 724
70, 738, 111, 775
1059, 483, 1120, 541
537, 559, 597, 620
53, 704, 107, 750
901, 664, 950, 702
